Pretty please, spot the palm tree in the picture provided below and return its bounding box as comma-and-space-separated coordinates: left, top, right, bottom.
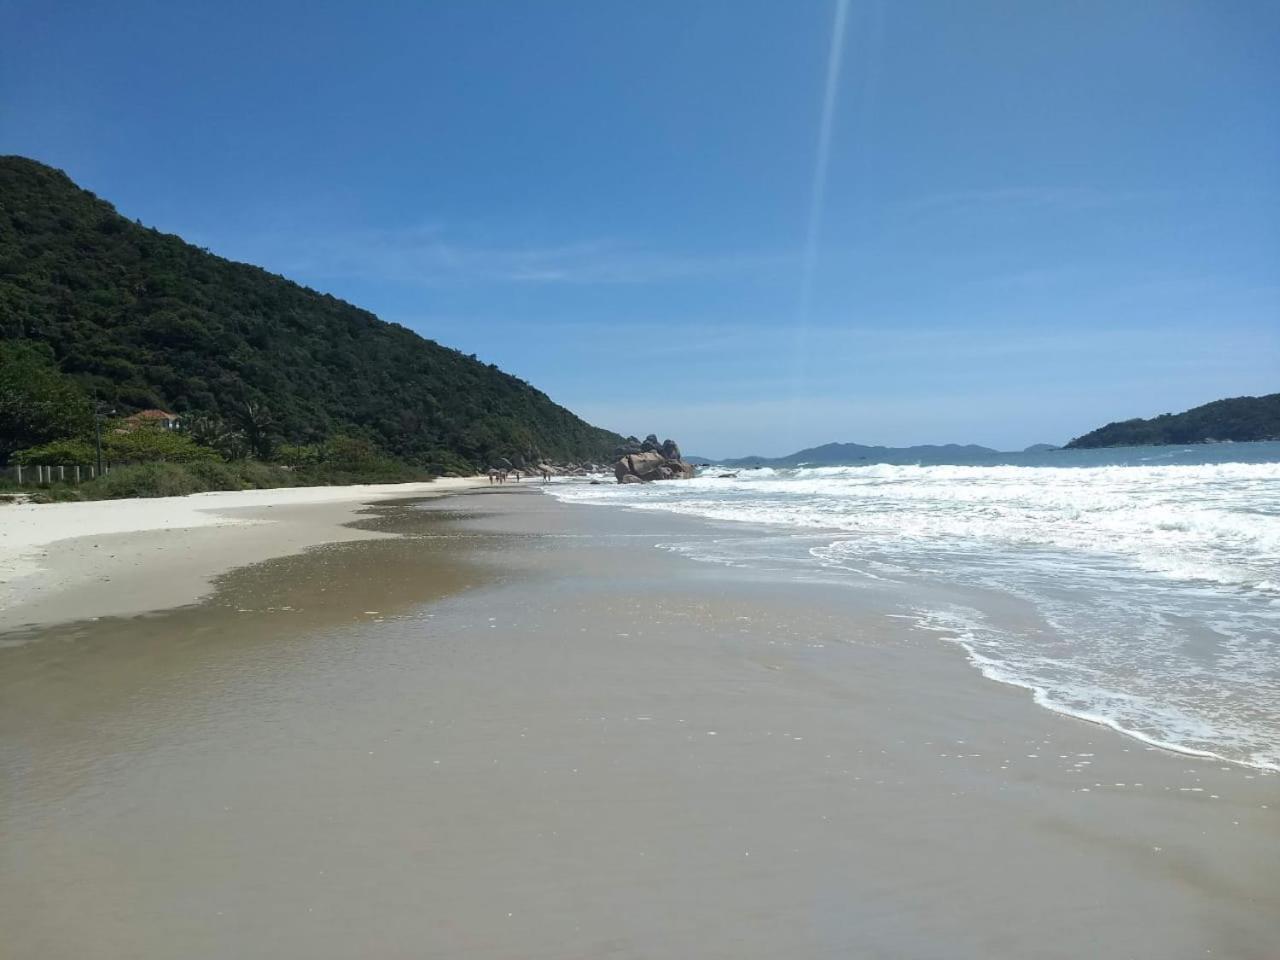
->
234, 401, 277, 460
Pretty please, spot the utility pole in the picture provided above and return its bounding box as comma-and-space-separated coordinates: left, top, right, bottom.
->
94, 408, 103, 475
93, 398, 113, 475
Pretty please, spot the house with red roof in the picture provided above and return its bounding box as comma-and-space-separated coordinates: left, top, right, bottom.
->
122, 409, 181, 431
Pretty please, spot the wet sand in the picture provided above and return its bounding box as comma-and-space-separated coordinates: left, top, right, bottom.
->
1, 488, 1276, 959
0, 478, 485, 632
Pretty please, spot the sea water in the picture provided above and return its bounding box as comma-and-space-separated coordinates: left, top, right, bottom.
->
549, 442, 1280, 770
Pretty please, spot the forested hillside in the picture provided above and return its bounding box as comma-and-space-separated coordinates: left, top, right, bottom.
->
0, 156, 621, 470
1066, 394, 1280, 448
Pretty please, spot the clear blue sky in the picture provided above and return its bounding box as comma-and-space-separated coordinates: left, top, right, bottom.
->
4, 0, 1277, 455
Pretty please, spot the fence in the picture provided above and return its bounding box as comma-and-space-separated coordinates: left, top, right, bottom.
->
1, 463, 123, 485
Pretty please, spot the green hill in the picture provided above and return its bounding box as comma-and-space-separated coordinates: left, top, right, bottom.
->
0, 156, 621, 471
1066, 393, 1280, 448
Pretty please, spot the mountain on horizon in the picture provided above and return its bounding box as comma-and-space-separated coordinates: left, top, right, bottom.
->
1066, 393, 1280, 448
0, 156, 622, 471
719, 441, 1000, 467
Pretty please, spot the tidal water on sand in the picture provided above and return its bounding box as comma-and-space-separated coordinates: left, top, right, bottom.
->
550, 442, 1280, 770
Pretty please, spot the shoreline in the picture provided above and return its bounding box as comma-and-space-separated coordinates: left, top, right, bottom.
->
2, 487, 1276, 957
547, 467, 1280, 775
0, 477, 486, 632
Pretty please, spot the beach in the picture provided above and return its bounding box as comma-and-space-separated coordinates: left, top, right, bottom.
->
1, 485, 1276, 959
0, 478, 485, 632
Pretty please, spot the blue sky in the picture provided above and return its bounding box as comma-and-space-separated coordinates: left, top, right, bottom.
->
3, 0, 1277, 456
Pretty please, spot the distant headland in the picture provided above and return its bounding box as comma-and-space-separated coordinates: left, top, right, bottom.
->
715, 442, 1002, 468
1065, 393, 1280, 448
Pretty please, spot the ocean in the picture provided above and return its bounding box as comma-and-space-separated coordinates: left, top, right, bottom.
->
549, 442, 1280, 771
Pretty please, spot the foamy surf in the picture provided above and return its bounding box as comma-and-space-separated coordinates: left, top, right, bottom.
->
548, 444, 1280, 771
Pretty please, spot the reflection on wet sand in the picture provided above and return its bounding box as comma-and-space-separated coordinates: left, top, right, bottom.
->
2, 488, 1277, 960
1, 500, 494, 811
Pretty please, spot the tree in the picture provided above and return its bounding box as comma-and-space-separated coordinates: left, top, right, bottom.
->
0, 341, 92, 463
324, 434, 382, 469
184, 413, 250, 460
0, 156, 623, 469
97, 422, 216, 463
103, 425, 218, 463
233, 401, 278, 461
13, 438, 96, 466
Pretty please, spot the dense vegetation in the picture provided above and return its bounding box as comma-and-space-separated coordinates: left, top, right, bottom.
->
0, 156, 621, 474
1066, 394, 1280, 448
2, 456, 431, 504
0, 340, 439, 500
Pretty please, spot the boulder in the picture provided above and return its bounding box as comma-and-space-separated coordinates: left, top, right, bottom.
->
614, 436, 643, 458
613, 451, 662, 482
612, 434, 697, 483
630, 451, 667, 478
613, 453, 697, 483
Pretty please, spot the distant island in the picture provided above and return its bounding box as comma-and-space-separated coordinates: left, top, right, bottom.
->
1066, 393, 1280, 448
720, 442, 1000, 468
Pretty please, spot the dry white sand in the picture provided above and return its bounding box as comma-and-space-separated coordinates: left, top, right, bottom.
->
0, 478, 485, 631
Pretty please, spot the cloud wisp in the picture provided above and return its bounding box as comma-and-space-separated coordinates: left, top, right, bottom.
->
223, 225, 786, 289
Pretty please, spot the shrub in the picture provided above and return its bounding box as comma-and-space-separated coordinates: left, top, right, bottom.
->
276, 443, 324, 467
324, 434, 382, 470
28, 487, 86, 503
418, 448, 475, 477
234, 461, 298, 489
184, 460, 244, 490
86, 463, 205, 499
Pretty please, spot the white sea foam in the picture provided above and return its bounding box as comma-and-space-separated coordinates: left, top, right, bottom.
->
549, 454, 1280, 770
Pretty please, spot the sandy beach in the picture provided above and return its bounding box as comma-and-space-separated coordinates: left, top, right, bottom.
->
1, 486, 1276, 959
0, 478, 485, 632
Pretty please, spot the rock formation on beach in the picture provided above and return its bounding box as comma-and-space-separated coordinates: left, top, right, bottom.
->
612, 435, 696, 483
